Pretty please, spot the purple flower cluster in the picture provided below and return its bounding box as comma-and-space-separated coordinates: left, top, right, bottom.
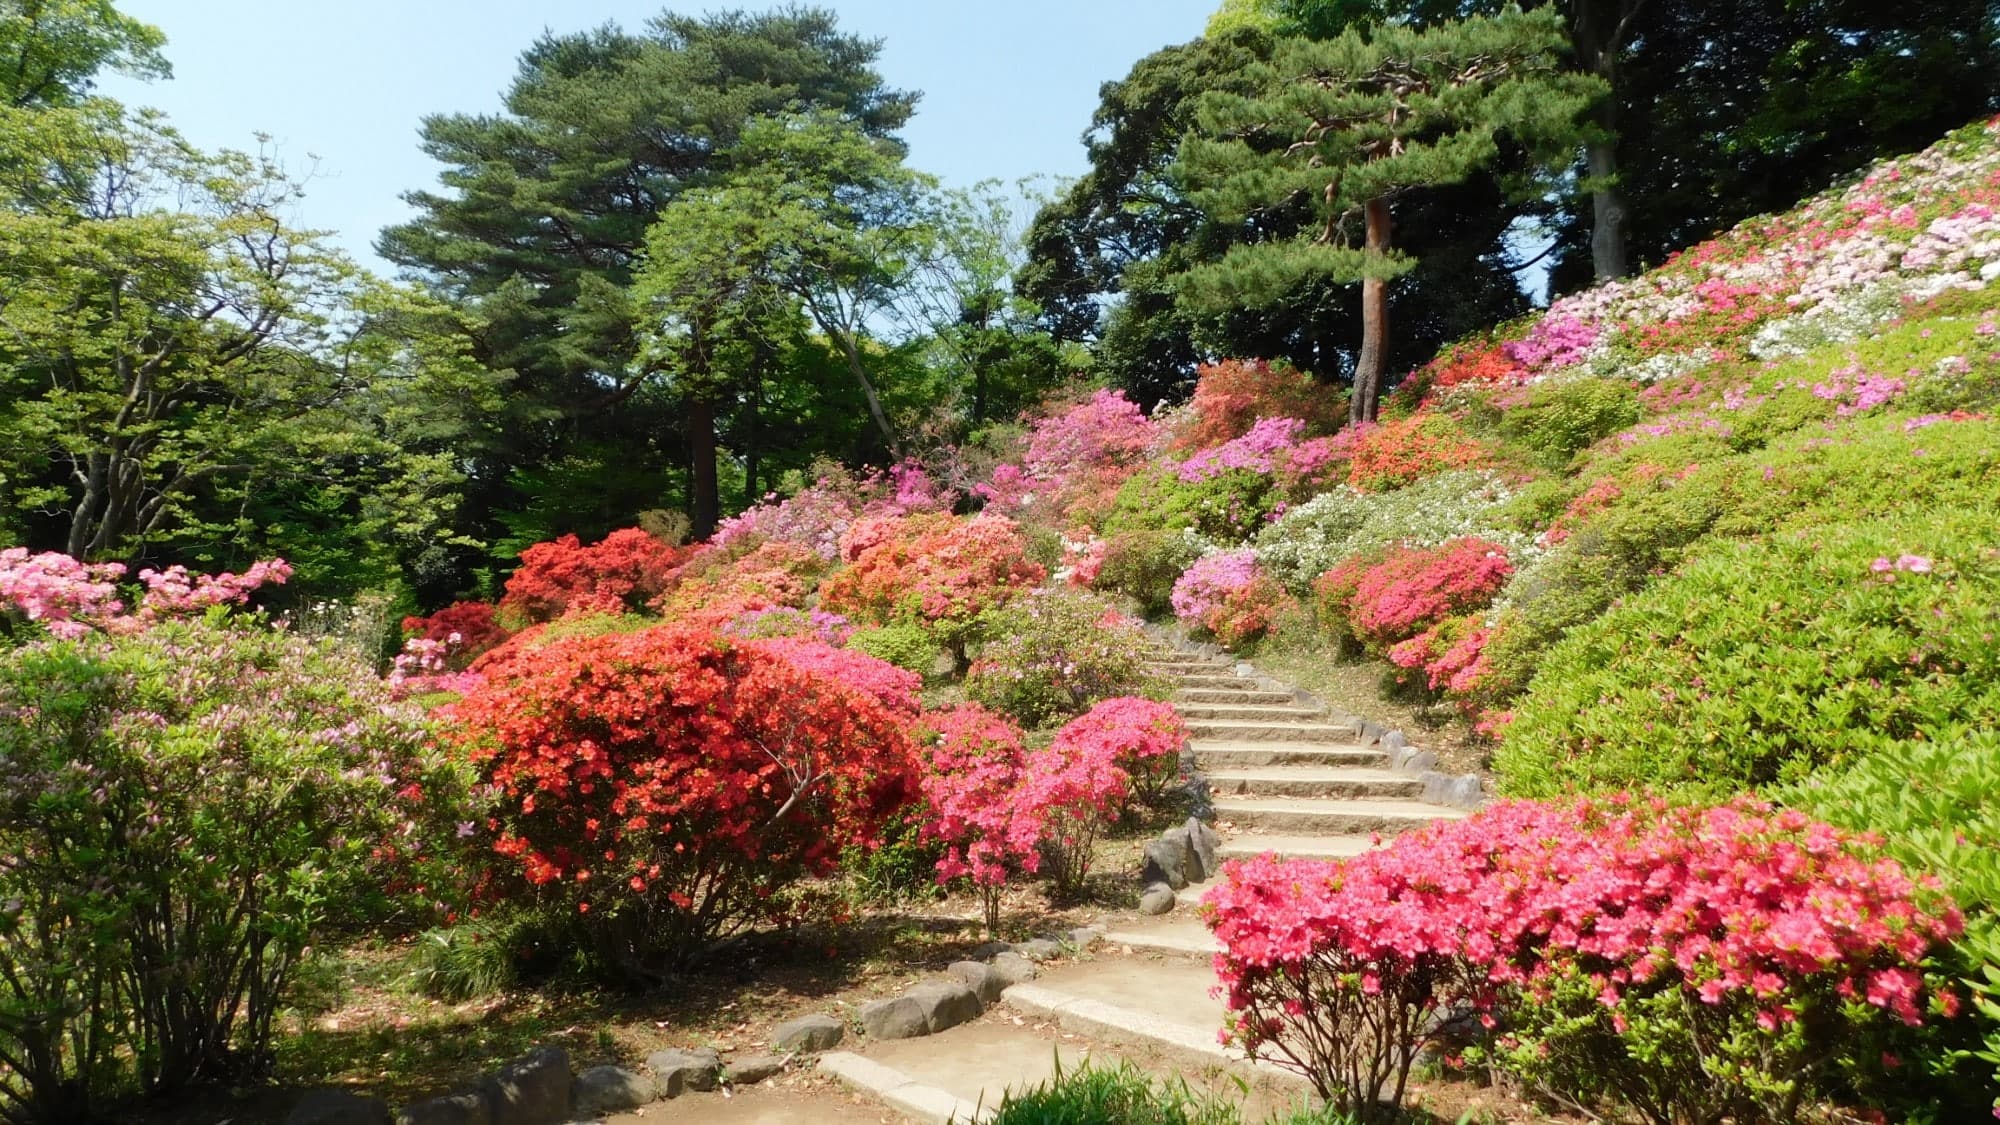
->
1169, 549, 1262, 623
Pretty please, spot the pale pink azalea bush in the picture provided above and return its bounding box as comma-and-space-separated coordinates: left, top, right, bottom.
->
1, 548, 292, 639
1203, 795, 1964, 1123
1170, 550, 1294, 649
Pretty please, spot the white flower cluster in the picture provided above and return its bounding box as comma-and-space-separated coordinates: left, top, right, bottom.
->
1254, 471, 1537, 590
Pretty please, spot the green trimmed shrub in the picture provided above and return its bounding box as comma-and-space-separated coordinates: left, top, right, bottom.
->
847, 620, 940, 674
1095, 529, 1204, 618
1497, 511, 2000, 797
1780, 733, 2000, 1119
1105, 466, 1279, 544
1495, 377, 1641, 467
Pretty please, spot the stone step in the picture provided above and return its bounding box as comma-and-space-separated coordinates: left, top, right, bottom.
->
1173, 687, 1299, 705
1204, 766, 1423, 800
1192, 741, 1385, 769
999, 961, 1304, 1088
1145, 657, 1231, 670
1186, 719, 1361, 743
1101, 918, 1221, 957
1174, 702, 1327, 723
1212, 796, 1462, 836
1215, 833, 1377, 862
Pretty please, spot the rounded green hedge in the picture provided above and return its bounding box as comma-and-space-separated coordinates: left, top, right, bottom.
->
1496, 511, 2000, 797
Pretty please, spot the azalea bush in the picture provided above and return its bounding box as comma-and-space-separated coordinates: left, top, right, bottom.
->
1781, 732, 2000, 1117
1204, 796, 1965, 1124
1490, 377, 1642, 467
820, 512, 1046, 665
1340, 415, 1486, 492
400, 599, 509, 667
1498, 512, 2000, 797
1105, 465, 1281, 545
1050, 696, 1188, 808
966, 590, 1166, 728
448, 625, 921, 975
1254, 471, 1521, 592
1313, 539, 1514, 654
1093, 529, 1204, 617
917, 704, 1039, 935
497, 527, 684, 625
0, 549, 293, 641
978, 388, 1160, 527
1167, 358, 1346, 452
0, 620, 465, 1120
1170, 550, 1294, 649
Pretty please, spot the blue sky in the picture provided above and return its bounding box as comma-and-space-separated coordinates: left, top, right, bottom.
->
100, 1, 1223, 274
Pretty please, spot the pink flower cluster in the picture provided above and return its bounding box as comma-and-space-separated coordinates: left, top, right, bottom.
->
135, 559, 293, 617
387, 636, 487, 699
978, 389, 1159, 525
1, 548, 291, 639
746, 637, 922, 717
1049, 696, 1187, 804
1811, 360, 1908, 417
919, 696, 1171, 920
1387, 621, 1493, 695
1321, 539, 1513, 648
1203, 796, 1962, 1105
0, 548, 127, 636
1174, 416, 1340, 488
1170, 550, 1292, 648
1502, 315, 1600, 373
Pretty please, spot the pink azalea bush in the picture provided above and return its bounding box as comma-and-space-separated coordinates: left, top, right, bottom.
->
1203, 796, 1965, 1123
1170, 550, 1294, 649
917, 705, 1041, 934
1315, 539, 1513, 653
1049, 696, 1188, 807
917, 700, 1144, 927
1, 548, 292, 639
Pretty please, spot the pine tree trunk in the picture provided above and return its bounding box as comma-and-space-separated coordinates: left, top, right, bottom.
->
689, 394, 718, 540
1573, 0, 1639, 282
1352, 196, 1393, 425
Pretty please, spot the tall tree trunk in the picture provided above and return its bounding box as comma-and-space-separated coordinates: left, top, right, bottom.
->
1572, 0, 1643, 282
743, 375, 761, 509
1352, 196, 1393, 425
688, 394, 718, 540
1585, 122, 1632, 282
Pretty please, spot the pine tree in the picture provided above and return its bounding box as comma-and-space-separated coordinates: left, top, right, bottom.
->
1176, 7, 1601, 422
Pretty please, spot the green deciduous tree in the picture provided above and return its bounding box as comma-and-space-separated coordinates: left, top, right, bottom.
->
1177, 8, 1600, 422
0, 106, 504, 582
0, 0, 167, 108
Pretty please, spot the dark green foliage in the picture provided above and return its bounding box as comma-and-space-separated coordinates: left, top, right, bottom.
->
381, 8, 915, 574
1175, 8, 1601, 420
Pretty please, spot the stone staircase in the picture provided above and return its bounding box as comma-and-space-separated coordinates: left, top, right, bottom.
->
737, 646, 1477, 1124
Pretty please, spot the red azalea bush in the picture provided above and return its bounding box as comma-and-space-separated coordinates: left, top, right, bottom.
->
1385, 616, 1494, 696
448, 624, 920, 973
1017, 734, 1130, 901
1203, 796, 1965, 1124
1050, 697, 1188, 807
400, 600, 509, 668
1316, 539, 1513, 651
820, 513, 1046, 660
498, 528, 685, 625
1170, 359, 1347, 453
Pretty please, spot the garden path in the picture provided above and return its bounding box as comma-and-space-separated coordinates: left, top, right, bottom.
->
778, 647, 1471, 1122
